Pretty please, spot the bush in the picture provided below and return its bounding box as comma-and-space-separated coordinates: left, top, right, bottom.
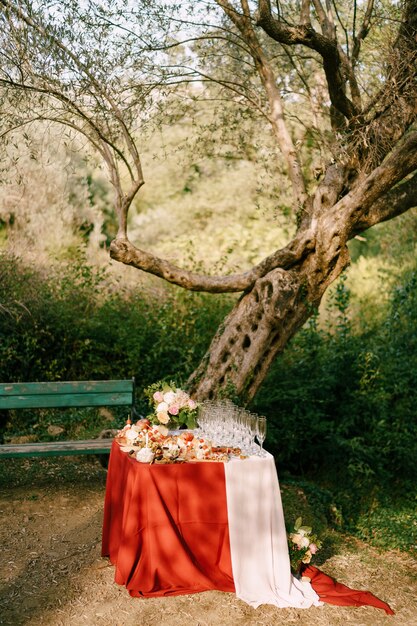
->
0, 251, 231, 433
1, 252, 416, 550
254, 268, 417, 482
252, 268, 417, 548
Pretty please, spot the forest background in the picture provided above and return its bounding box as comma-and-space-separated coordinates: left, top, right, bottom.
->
0, 0, 416, 559
1, 116, 416, 555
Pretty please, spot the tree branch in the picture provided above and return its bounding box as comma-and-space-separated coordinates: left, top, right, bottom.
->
109, 229, 315, 294
257, 0, 359, 123
346, 132, 417, 233
216, 0, 308, 210
351, 0, 374, 67
300, 0, 311, 26
349, 171, 417, 236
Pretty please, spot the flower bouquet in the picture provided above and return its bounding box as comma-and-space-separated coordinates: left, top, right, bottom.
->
287, 517, 322, 578
144, 380, 198, 432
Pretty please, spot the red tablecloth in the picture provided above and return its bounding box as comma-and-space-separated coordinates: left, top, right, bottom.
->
102, 441, 394, 614
302, 565, 394, 615
102, 442, 235, 597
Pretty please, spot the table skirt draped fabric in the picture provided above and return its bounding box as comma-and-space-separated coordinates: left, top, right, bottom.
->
302, 565, 395, 615
102, 443, 319, 607
224, 454, 320, 608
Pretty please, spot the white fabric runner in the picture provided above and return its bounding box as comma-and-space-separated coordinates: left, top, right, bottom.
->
224, 452, 322, 609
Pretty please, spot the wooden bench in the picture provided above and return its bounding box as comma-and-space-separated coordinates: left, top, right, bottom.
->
0, 378, 137, 459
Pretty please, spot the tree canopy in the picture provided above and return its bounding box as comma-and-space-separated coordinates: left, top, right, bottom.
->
1, 0, 416, 401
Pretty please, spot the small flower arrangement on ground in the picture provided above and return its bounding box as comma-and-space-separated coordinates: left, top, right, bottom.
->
287, 517, 322, 576
143, 380, 198, 432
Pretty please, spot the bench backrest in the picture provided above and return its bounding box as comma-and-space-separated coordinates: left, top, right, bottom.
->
0, 379, 136, 410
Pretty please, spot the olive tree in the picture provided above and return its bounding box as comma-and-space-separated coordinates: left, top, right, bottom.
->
1, 0, 416, 401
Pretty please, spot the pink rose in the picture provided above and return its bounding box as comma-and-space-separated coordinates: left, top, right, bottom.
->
153, 391, 164, 402
188, 399, 197, 409
309, 543, 318, 554
168, 405, 179, 415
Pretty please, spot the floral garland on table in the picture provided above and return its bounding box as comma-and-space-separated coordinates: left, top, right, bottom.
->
117, 420, 212, 463
143, 380, 198, 432
287, 517, 322, 576
117, 421, 243, 464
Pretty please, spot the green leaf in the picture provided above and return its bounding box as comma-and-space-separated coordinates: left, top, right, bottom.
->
186, 414, 197, 430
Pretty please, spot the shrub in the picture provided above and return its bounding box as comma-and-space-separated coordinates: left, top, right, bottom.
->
0, 251, 231, 433
2, 252, 416, 550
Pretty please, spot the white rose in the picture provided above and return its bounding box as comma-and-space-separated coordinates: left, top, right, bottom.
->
300, 536, 310, 548
126, 429, 139, 441
156, 401, 169, 413
163, 391, 176, 404
136, 448, 155, 463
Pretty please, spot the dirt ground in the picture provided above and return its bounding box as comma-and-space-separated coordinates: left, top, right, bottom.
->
0, 457, 416, 626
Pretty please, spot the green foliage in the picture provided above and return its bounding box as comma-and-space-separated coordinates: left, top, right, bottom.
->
279, 480, 343, 565
0, 251, 231, 433
254, 268, 417, 487
354, 496, 417, 552
252, 267, 417, 551
1, 252, 417, 552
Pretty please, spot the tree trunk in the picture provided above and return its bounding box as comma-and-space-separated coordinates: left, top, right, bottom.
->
188, 132, 417, 402
188, 218, 350, 403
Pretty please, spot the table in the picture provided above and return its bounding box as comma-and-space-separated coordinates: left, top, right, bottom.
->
102, 441, 320, 608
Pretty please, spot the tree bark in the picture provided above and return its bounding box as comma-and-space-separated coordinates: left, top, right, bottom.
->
188, 132, 417, 402
187, 213, 347, 403
187, 258, 348, 403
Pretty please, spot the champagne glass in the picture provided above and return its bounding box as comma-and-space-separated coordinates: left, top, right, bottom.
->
196, 400, 211, 437
256, 416, 267, 456
248, 413, 259, 454
241, 412, 252, 455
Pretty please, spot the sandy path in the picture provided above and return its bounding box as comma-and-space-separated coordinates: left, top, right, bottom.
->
0, 460, 415, 626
